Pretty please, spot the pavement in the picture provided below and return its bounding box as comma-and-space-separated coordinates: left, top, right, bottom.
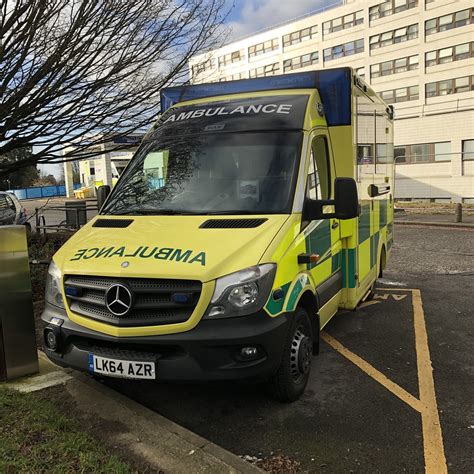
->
4, 354, 261, 473
104, 224, 474, 473
394, 210, 474, 227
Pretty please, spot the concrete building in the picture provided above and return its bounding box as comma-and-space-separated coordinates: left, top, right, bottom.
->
189, 0, 474, 202
63, 135, 141, 198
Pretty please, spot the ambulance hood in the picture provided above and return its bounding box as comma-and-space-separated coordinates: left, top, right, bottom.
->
53, 215, 290, 282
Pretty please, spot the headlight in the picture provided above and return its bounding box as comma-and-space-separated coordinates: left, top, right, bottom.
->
204, 264, 276, 319
45, 261, 65, 308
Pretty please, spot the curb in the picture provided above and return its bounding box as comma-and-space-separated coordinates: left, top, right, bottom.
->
394, 220, 474, 229
66, 373, 262, 473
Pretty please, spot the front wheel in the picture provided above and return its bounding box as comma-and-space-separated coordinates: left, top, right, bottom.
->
266, 307, 314, 402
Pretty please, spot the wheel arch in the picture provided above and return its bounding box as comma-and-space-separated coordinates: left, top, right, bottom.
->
296, 290, 320, 355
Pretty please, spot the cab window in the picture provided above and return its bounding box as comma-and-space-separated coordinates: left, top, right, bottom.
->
306, 136, 331, 200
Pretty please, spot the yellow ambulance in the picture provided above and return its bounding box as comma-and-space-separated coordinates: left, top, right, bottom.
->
43, 68, 394, 401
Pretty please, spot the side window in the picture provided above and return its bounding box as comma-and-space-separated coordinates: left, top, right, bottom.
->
5, 195, 16, 211
306, 136, 331, 200
0, 195, 8, 217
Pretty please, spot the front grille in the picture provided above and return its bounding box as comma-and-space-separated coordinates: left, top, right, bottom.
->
64, 275, 201, 327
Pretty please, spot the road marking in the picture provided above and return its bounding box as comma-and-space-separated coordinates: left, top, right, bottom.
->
358, 300, 381, 309
326, 288, 447, 474
321, 332, 423, 413
411, 289, 447, 474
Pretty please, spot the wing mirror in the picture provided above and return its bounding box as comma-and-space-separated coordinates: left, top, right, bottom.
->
97, 185, 111, 211
303, 178, 360, 221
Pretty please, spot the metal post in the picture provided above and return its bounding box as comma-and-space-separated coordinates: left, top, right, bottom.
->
455, 203, 462, 223
0, 226, 39, 381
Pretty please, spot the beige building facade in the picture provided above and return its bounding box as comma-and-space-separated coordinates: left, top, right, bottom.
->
190, 0, 474, 202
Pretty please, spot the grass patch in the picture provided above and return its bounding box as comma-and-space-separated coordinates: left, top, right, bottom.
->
0, 387, 133, 473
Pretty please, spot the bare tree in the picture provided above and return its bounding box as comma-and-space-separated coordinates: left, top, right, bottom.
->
0, 0, 228, 177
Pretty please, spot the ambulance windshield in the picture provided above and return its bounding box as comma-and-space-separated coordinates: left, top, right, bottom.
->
102, 131, 302, 216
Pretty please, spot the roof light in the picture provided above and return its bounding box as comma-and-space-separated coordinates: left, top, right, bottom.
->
160, 68, 352, 126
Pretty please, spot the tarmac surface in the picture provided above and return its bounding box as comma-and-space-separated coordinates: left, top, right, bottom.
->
107, 224, 474, 473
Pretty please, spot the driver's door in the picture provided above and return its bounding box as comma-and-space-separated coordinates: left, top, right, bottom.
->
303, 132, 343, 326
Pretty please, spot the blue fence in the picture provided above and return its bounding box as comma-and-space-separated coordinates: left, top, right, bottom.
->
10, 184, 81, 200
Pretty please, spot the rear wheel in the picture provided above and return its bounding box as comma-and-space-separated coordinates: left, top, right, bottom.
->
266, 307, 314, 402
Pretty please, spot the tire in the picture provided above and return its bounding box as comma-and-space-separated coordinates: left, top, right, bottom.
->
266, 307, 314, 402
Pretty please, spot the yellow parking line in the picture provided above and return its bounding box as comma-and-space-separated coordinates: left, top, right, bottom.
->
321, 332, 423, 413
411, 289, 447, 474
326, 287, 447, 473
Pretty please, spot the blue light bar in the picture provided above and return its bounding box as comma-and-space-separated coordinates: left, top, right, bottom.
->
160, 68, 352, 126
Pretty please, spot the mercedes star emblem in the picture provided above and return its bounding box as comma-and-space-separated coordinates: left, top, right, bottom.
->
105, 283, 133, 316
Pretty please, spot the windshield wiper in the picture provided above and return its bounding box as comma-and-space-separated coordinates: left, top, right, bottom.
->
108, 208, 203, 216
204, 210, 260, 215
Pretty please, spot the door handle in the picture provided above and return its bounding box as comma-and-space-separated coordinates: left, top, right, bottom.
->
332, 221, 339, 229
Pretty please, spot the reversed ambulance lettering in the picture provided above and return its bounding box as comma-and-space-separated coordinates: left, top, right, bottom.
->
70, 246, 206, 266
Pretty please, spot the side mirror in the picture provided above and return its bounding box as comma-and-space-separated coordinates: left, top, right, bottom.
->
97, 185, 111, 211
303, 178, 360, 221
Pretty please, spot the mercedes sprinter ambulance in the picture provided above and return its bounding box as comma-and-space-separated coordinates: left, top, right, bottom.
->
43, 68, 394, 401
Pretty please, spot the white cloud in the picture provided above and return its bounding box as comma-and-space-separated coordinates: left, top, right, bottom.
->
228, 0, 335, 39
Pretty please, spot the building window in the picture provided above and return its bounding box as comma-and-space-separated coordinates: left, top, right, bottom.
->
380, 85, 419, 103
394, 142, 452, 163
191, 58, 215, 76
371, 55, 418, 78
249, 62, 280, 78
369, 24, 418, 49
356, 67, 365, 79
283, 52, 319, 72
249, 38, 279, 58
425, 9, 474, 36
369, 0, 418, 21
323, 39, 364, 62
425, 42, 474, 67
219, 72, 247, 82
323, 10, 363, 35
218, 50, 244, 67
463, 140, 474, 161
426, 76, 474, 98
283, 25, 317, 48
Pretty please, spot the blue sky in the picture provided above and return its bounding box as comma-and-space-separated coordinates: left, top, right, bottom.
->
40, 0, 337, 178
225, 0, 336, 40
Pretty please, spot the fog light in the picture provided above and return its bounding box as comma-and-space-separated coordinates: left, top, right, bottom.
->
45, 329, 58, 351
241, 346, 258, 360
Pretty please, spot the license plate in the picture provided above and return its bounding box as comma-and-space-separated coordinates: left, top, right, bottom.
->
88, 354, 156, 380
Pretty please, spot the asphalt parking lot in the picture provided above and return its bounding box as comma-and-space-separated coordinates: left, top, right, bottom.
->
107, 224, 473, 472
21, 197, 97, 231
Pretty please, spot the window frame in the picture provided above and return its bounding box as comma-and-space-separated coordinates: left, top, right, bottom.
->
324, 38, 364, 62
371, 55, 419, 79
425, 8, 474, 36
369, 0, 418, 21
369, 23, 418, 49
282, 25, 317, 48
323, 10, 364, 35
381, 85, 419, 103
394, 142, 452, 164
249, 62, 280, 78
425, 76, 474, 98
283, 51, 319, 72
218, 49, 244, 67
248, 38, 279, 58
306, 135, 332, 202
462, 140, 474, 161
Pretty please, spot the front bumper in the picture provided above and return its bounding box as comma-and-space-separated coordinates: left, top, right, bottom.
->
41, 303, 289, 381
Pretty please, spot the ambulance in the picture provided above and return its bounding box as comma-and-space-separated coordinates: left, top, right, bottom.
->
42, 68, 394, 401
